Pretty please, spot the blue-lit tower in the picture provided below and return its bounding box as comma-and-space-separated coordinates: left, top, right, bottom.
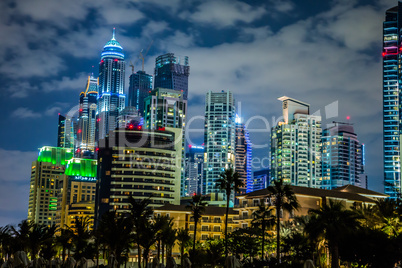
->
97, 29, 126, 140
383, 5, 401, 198
154, 53, 190, 100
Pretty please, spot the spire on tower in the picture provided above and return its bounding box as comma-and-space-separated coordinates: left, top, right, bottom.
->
112, 28, 116, 40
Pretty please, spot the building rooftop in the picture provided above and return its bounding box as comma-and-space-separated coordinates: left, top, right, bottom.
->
154, 204, 237, 215
333, 185, 388, 197
241, 185, 385, 203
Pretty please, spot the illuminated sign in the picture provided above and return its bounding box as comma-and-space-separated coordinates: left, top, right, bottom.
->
73, 176, 97, 182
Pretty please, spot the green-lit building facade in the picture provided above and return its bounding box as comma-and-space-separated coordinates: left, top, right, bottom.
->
28, 146, 97, 229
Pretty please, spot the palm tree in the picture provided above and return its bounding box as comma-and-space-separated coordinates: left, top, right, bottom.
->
374, 199, 402, 237
138, 221, 158, 268
11, 220, 31, 254
128, 196, 153, 268
27, 223, 49, 261
251, 202, 275, 260
0, 226, 11, 261
40, 225, 58, 263
305, 200, 361, 268
186, 194, 207, 259
266, 179, 299, 263
176, 228, 191, 266
56, 228, 73, 263
217, 167, 244, 259
97, 211, 133, 266
70, 216, 93, 260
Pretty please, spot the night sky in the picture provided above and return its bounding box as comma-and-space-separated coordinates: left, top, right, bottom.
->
0, 0, 393, 226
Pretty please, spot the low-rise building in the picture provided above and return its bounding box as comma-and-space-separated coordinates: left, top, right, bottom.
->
236, 185, 388, 227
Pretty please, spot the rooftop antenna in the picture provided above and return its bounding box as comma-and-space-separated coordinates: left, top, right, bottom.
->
112, 27, 116, 40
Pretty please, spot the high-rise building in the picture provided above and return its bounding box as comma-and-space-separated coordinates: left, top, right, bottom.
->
154, 53, 190, 100
28, 147, 74, 226
128, 70, 153, 116
77, 76, 98, 157
28, 146, 97, 231
97, 29, 126, 140
235, 116, 252, 194
144, 87, 187, 196
95, 126, 182, 221
57, 114, 66, 148
321, 123, 365, 189
271, 96, 322, 188
252, 169, 271, 192
203, 91, 236, 195
57, 114, 74, 149
144, 88, 187, 130
185, 145, 204, 195
383, 5, 402, 198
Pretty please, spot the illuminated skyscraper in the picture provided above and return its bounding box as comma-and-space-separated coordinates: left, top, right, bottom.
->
144, 88, 187, 195
77, 76, 98, 157
185, 145, 204, 195
271, 97, 322, 188
28, 147, 74, 226
28, 146, 97, 230
154, 53, 190, 100
128, 70, 153, 116
383, 5, 401, 198
97, 29, 126, 140
322, 123, 365, 189
57, 114, 74, 149
235, 116, 252, 194
203, 91, 236, 195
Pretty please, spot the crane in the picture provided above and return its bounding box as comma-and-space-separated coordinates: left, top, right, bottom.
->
139, 40, 154, 72
129, 61, 135, 74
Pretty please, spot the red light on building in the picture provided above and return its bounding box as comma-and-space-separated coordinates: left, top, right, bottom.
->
97, 118, 101, 122
129, 124, 134, 129
382, 52, 386, 57
114, 59, 118, 62
96, 147, 99, 152
137, 125, 142, 130
101, 60, 104, 63
158, 127, 165, 131
79, 109, 83, 112
188, 144, 192, 148
346, 116, 351, 120
77, 129, 82, 133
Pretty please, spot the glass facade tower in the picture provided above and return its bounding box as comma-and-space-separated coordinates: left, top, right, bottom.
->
128, 70, 153, 116
322, 124, 365, 189
154, 53, 190, 100
383, 5, 402, 198
203, 91, 236, 195
271, 97, 322, 188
